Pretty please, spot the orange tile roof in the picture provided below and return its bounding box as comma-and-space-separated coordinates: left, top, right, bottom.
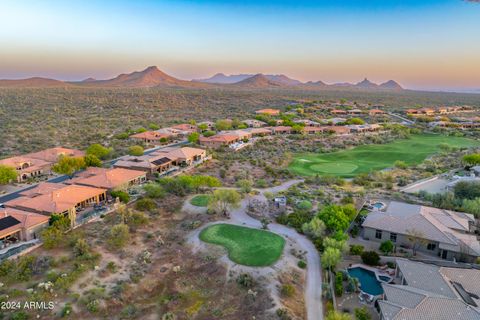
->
200, 134, 239, 143
19, 182, 64, 197
303, 126, 324, 132
131, 131, 173, 140
0, 156, 51, 173
246, 128, 272, 135
26, 147, 85, 163
270, 126, 292, 132
7, 184, 106, 214
155, 147, 206, 161
169, 124, 197, 132
0, 207, 49, 232
320, 126, 350, 134
255, 108, 281, 115
72, 168, 146, 189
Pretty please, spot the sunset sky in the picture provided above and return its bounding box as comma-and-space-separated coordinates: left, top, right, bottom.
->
1, 0, 479, 91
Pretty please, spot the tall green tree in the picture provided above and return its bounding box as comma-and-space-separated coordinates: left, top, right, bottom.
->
86, 144, 112, 160
208, 189, 241, 216
215, 119, 232, 131
322, 247, 342, 271
52, 156, 86, 177
236, 179, 253, 194
128, 145, 144, 156
84, 154, 102, 167
188, 132, 200, 143
0, 165, 17, 184
302, 217, 326, 239
379, 240, 394, 255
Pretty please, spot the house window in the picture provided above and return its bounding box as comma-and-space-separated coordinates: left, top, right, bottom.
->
427, 243, 436, 251
375, 229, 382, 239
390, 233, 397, 243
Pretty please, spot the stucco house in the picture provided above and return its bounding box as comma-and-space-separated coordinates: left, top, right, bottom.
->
362, 201, 479, 262
0, 147, 85, 182
378, 259, 480, 320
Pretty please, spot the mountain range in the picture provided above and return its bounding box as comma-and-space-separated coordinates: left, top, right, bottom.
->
0, 66, 404, 90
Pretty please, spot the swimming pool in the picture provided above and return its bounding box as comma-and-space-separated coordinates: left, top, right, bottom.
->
348, 267, 384, 296
372, 202, 386, 210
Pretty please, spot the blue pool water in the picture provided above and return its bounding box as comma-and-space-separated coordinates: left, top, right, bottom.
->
372, 202, 384, 209
348, 267, 384, 296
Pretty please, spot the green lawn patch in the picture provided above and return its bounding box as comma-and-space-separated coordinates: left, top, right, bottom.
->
289, 134, 480, 178
199, 224, 285, 266
190, 194, 211, 207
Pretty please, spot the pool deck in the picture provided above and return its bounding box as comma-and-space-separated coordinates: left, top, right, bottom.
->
348, 263, 393, 286
336, 292, 380, 320
335, 258, 389, 319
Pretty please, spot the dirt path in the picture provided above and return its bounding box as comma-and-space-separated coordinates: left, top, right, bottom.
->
186, 179, 323, 320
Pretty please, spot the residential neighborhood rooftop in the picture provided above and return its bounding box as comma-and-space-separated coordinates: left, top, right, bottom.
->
362, 201, 479, 256
378, 259, 480, 320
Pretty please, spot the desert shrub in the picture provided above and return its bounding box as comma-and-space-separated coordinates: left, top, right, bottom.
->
255, 179, 268, 188
128, 145, 144, 156
73, 239, 91, 259
379, 240, 394, 255
349, 244, 364, 256
236, 273, 254, 288
297, 200, 313, 211
128, 211, 149, 227
335, 272, 344, 296
111, 190, 130, 203
135, 198, 157, 211
361, 251, 380, 266
0, 259, 16, 277
354, 307, 372, 320
108, 224, 130, 249
143, 183, 165, 199
281, 284, 295, 297
276, 308, 292, 320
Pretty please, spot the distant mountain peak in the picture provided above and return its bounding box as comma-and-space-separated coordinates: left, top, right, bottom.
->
356, 78, 378, 88
234, 73, 285, 87
195, 72, 302, 85
379, 80, 403, 90
78, 66, 207, 88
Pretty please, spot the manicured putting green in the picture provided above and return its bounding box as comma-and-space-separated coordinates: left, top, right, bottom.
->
310, 162, 358, 174
199, 224, 285, 267
190, 194, 211, 207
289, 134, 480, 178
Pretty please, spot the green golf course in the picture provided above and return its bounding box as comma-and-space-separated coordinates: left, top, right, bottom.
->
289, 134, 480, 177
190, 194, 211, 207
199, 224, 285, 267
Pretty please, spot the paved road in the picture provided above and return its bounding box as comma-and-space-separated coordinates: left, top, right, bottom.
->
387, 112, 415, 125
0, 140, 189, 204
189, 179, 323, 320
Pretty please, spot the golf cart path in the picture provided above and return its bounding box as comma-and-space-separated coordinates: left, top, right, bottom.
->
187, 179, 323, 320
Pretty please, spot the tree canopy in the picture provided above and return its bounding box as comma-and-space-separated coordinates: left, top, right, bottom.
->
454, 181, 480, 200
52, 156, 86, 176
317, 204, 355, 234
463, 153, 480, 166
84, 154, 102, 167
86, 144, 112, 160
322, 247, 342, 271
128, 145, 144, 156
188, 132, 200, 143
208, 189, 241, 215
0, 165, 17, 184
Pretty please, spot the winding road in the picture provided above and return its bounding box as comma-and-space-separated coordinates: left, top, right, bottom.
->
187, 180, 323, 320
